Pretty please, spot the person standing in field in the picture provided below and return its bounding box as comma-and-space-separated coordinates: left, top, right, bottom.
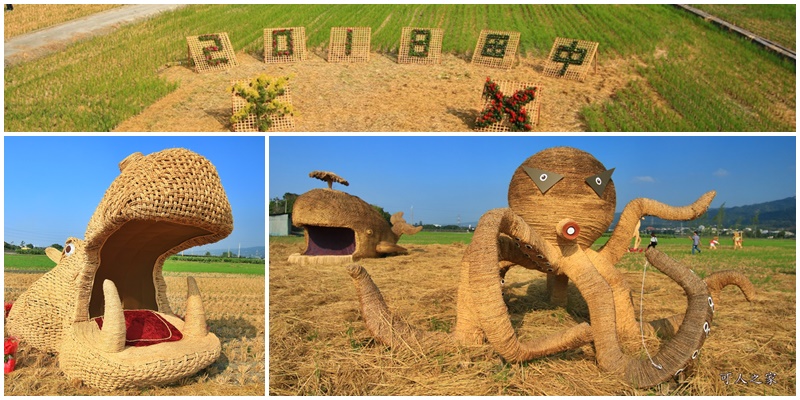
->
646, 232, 658, 250
709, 236, 719, 250
690, 231, 701, 254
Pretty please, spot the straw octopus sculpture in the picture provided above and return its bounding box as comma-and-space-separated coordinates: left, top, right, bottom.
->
346, 147, 755, 389
6, 148, 233, 390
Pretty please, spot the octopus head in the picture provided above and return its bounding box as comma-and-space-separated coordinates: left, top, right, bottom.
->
508, 147, 616, 248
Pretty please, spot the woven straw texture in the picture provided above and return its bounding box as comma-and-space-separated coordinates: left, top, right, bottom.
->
59, 316, 221, 390
328, 27, 371, 63
6, 238, 86, 352
397, 27, 444, 65
231, 79, 295, 132
542, 37, 599, 81
83, 148, 233, 320
471, 30, 520, 69
263, 27, 307, 64
187, 32, 239, 73
474, 79, 543, 132
507, 147, 614, 250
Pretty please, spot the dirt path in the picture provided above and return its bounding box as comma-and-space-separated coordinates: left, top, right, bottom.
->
115, 51, 639, 132
4, 4, 185, 66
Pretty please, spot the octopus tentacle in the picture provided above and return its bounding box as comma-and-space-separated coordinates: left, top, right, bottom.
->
459, 208, 594, 361
704, 270, 756, 302
646, 270, 755, 339
600, 191, 716, 265
622, 248, 714, 388
346, 263, 452, 351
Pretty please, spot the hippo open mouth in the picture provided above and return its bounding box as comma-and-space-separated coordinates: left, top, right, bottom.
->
7, 148, 234, 390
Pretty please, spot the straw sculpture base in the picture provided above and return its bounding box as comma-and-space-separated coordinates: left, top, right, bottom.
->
343, 147, 756, 389
288, 253, 354, 266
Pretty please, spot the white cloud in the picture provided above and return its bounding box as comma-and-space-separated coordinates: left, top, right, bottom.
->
633, 176, 655, 183
713, 168, 730, 177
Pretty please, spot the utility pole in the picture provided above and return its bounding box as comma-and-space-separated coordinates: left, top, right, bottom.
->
238, 243, 241, 258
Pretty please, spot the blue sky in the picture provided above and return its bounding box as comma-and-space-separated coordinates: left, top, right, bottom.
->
269, 136, 796, 226
4, 136, 265, 254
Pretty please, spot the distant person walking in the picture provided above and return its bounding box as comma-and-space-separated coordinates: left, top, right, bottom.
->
646, 232, 658, 250
690, 231, 701, 254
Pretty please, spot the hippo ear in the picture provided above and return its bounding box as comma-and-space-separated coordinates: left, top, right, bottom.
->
118, 152, 144, 172
45, 247, 62, 263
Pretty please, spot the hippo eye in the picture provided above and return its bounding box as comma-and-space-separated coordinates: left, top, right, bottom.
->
585, 168, 615, 197
523, 166, 564, 194
64, 243, 76, 256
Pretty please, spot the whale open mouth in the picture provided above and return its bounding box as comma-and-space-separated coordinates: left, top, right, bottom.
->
86, 219, 215, 349
303, 226, 356, 256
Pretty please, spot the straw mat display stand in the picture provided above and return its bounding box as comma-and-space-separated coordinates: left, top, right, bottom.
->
474, 79, 543, 132
471, 29, 520, 69
542, 37, 599, 81
264, 27, 307, 64
230, 78, 295, 132
397, 27, 444, 65
187, 32, 239, 73
328, 27, 371, 63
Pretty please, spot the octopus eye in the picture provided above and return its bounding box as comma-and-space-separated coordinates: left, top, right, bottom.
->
64, 243, 76, 256
523, 166, 564, 194
585, 168, 615, 197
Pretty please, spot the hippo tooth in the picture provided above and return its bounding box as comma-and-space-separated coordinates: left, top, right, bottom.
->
99, 279, 126, 353
183, 276, 208, 337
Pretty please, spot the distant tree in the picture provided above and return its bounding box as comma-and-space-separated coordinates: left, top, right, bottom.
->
751, 210, 760, 238
205, 251, 211, 256
50, 243, 64, 251
713, 202, 726, 231
269, 192, 300, 214
371, 205, 392, 224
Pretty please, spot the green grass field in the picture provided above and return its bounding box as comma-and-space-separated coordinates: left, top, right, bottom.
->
3, 254, 265, 275
4, 4, 794, 132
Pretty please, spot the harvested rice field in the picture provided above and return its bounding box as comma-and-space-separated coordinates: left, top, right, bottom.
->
269, 238, 795, 395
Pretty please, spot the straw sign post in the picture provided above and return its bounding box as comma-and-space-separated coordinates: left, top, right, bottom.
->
542, 37, 599, 81
397, 27, 444, 65
264, 27, 307, 63
471, 29, 521, 69
328, 27, 371, 63
186, 32, 238, 73
474, 78, 543, 132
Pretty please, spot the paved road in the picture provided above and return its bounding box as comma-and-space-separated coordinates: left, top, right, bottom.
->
4, 4, 186, 66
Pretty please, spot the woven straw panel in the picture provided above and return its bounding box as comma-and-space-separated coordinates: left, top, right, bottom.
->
231, 79, 295, 132
471, 30, 520, 69
186, 32, 239, 73
542, 37, 599, 81
474, 80, 543, 132
397, 27, 444, 65
263, 27, 306, 64
328, 27, 371, 63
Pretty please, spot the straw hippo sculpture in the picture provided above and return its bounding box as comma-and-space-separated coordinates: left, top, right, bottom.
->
346, 147, 755, 388
289, 171, 422, 265
6, 148, 233, 390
